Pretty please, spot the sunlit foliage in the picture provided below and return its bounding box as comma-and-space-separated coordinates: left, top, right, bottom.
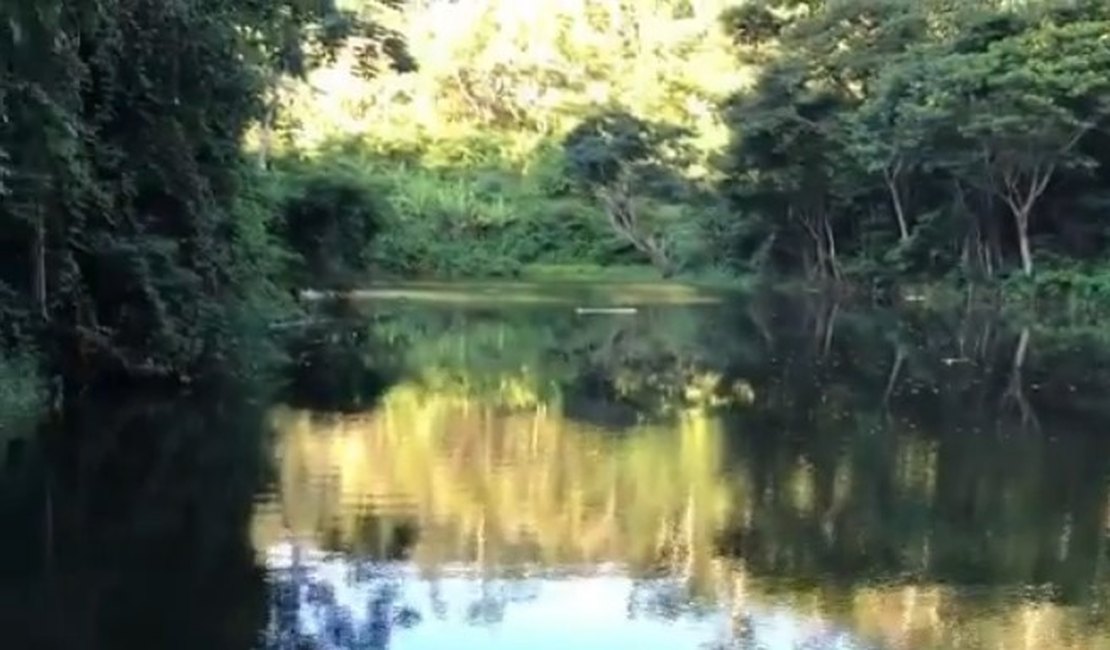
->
267, 0, 748, 276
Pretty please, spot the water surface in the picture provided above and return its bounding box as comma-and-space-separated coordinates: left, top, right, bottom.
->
3, 285, 1110, 649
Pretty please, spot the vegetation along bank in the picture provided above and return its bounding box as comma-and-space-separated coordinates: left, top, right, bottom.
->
3, 0, 1110, 399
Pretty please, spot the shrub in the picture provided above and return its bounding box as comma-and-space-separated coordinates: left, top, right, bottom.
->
279, 165, 389, 287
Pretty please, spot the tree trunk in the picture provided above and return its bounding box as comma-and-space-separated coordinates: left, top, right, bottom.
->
599, 186, 673, 277
643, 237, 675, 278
997, 160, 1060, 278
1003, 328, 1038, 432
812, 234, 828, 280
1014, 211, 1033, 276
822, 300, 838, 356
885, 167, 909, 243
883, 346, 906, 406
892, 191, 909, 243
32, 210, 47, 320
793, 208, 831, 281
823, 216, 841, 281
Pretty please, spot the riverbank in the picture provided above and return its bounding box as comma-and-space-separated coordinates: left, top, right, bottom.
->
351, 262, 1110, 323
6, 261, 1108, 416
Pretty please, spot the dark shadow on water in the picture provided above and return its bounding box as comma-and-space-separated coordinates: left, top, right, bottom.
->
0, 389, 273, 650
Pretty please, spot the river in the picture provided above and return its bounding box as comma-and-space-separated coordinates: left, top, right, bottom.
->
2, 283, 1109, 649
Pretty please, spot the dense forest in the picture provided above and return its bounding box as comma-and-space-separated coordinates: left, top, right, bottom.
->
3, 0, 1110, 397
0, 0, 411, 398
4, 4, 1110, 646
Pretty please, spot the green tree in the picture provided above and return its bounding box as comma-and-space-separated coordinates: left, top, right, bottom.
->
720, 60, 851, 279
936, 21, 1110, 276
563, 111, 694, 276
717, 0, 1110, 283
0, 0, 409, 382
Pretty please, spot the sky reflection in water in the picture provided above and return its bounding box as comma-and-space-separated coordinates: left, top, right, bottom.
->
259, 543, 869, 650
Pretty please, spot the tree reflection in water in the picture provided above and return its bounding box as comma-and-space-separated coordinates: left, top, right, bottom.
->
2, 287, 1110, 649
0, 390, 272, 650
257, 291, 1110, 650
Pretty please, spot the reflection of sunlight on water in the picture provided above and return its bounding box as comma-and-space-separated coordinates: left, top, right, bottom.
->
257, 387, 734, 589
251, 382, 880, 649
260, 540, 870, 650
252, 377, 1110, 650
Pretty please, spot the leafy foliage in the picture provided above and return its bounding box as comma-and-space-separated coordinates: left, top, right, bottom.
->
280, 166, 386, 286
9, 0, 1110, 392
563, 111, 697, 275
716, 0, 1110, 282
263, 0, 746, 276
0, 0, 408, 383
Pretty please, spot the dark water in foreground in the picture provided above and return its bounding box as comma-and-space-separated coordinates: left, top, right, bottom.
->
2, 284, 1110, 650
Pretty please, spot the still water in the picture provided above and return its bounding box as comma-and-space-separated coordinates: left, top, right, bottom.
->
2, 283, 1110, 649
